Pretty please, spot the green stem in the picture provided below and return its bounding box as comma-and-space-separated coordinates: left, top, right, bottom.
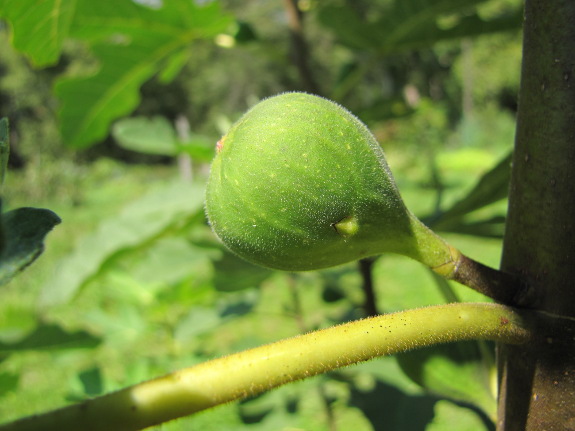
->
0, 303, 532, 431
404, 216, 531, 306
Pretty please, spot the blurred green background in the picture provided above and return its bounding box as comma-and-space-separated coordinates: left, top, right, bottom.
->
0, 0, 522, 429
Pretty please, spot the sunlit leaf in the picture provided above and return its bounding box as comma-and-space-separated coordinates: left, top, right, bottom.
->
0, 306, 37, 344
343, 372, 438, 430
56, 0, 231, 148
131, 237, 209, 286
174, 307, 221, 343
396, 341, 496, 417
178, 135, 215, 162
426, 400, 490, 431
432, 152, 512, 228
440, 216, 506, 238
112, 116, 178, 156
0, 0, 76, 66
39, 181, 205, 306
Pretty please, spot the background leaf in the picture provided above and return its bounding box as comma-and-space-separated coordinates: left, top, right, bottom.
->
0, 207, 61, 286
0, 323, 100, 354
38, 181, 205, 306
431, 152, 512, 230
318, 0, 522, 54
0, 371, 19, 398
55, 0, 231, 148
426, 400, 490, 431
396, 341, 496, 417
112, 116, 178, 156
0, 0, 76, 66
213, 251, 274, 292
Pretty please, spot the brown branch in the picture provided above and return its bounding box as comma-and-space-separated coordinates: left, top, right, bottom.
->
450, 254, 535, 308
358, 258, 379, 316
497, 0, 575, 429
282, 0, 321, 94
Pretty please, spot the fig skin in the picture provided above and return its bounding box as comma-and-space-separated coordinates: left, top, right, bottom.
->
206, 92, 452, 271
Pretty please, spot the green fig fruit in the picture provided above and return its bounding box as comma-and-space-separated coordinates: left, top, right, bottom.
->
205, 92, 456, 272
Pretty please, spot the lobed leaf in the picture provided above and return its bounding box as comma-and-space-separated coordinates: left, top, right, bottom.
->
0, 0, 76, 66
55, 0, 231, 148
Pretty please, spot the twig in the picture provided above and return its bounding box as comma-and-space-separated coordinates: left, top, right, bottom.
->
358, 258, 379, 316
282, 0, 320, 94
0, 303, 532, 431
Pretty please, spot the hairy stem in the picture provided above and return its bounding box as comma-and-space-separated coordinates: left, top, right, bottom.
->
0, 303, 533, 431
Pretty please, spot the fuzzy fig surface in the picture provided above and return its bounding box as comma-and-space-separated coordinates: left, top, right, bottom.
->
206, 92, 448, 271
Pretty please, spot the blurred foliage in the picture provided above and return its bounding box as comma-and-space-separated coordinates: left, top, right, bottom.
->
0, 0, 524, 429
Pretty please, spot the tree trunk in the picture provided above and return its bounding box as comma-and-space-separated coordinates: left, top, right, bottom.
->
497, 1, 575, 430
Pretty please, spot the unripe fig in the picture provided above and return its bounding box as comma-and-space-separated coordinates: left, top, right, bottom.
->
205, 92, 455, 272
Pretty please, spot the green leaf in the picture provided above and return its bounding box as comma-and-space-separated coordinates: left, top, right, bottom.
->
178, 135, 215, 162
0, 0, 76, 66
212, 251, 274, 292
131, 237, 210, 286
0, 207, 61, 286
0, 306, 37, 344
112, 116, 178, 156
38, 181, 205, 306
439, 216, 506, 238
343, 371, 438, 430
55, 0, 231, 148
431, 152, 512, 230
0, 371, 19, 398
174, 307, 222, 344
0, 324, 100, 354
396, 341, 496, 417
318, 0, 522, 53
426, 400, 490, 431
157, 48, 191, 84
78, 367, 104, 397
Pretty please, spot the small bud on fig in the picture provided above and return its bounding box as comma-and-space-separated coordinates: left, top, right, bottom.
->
206, 92, 454, 272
